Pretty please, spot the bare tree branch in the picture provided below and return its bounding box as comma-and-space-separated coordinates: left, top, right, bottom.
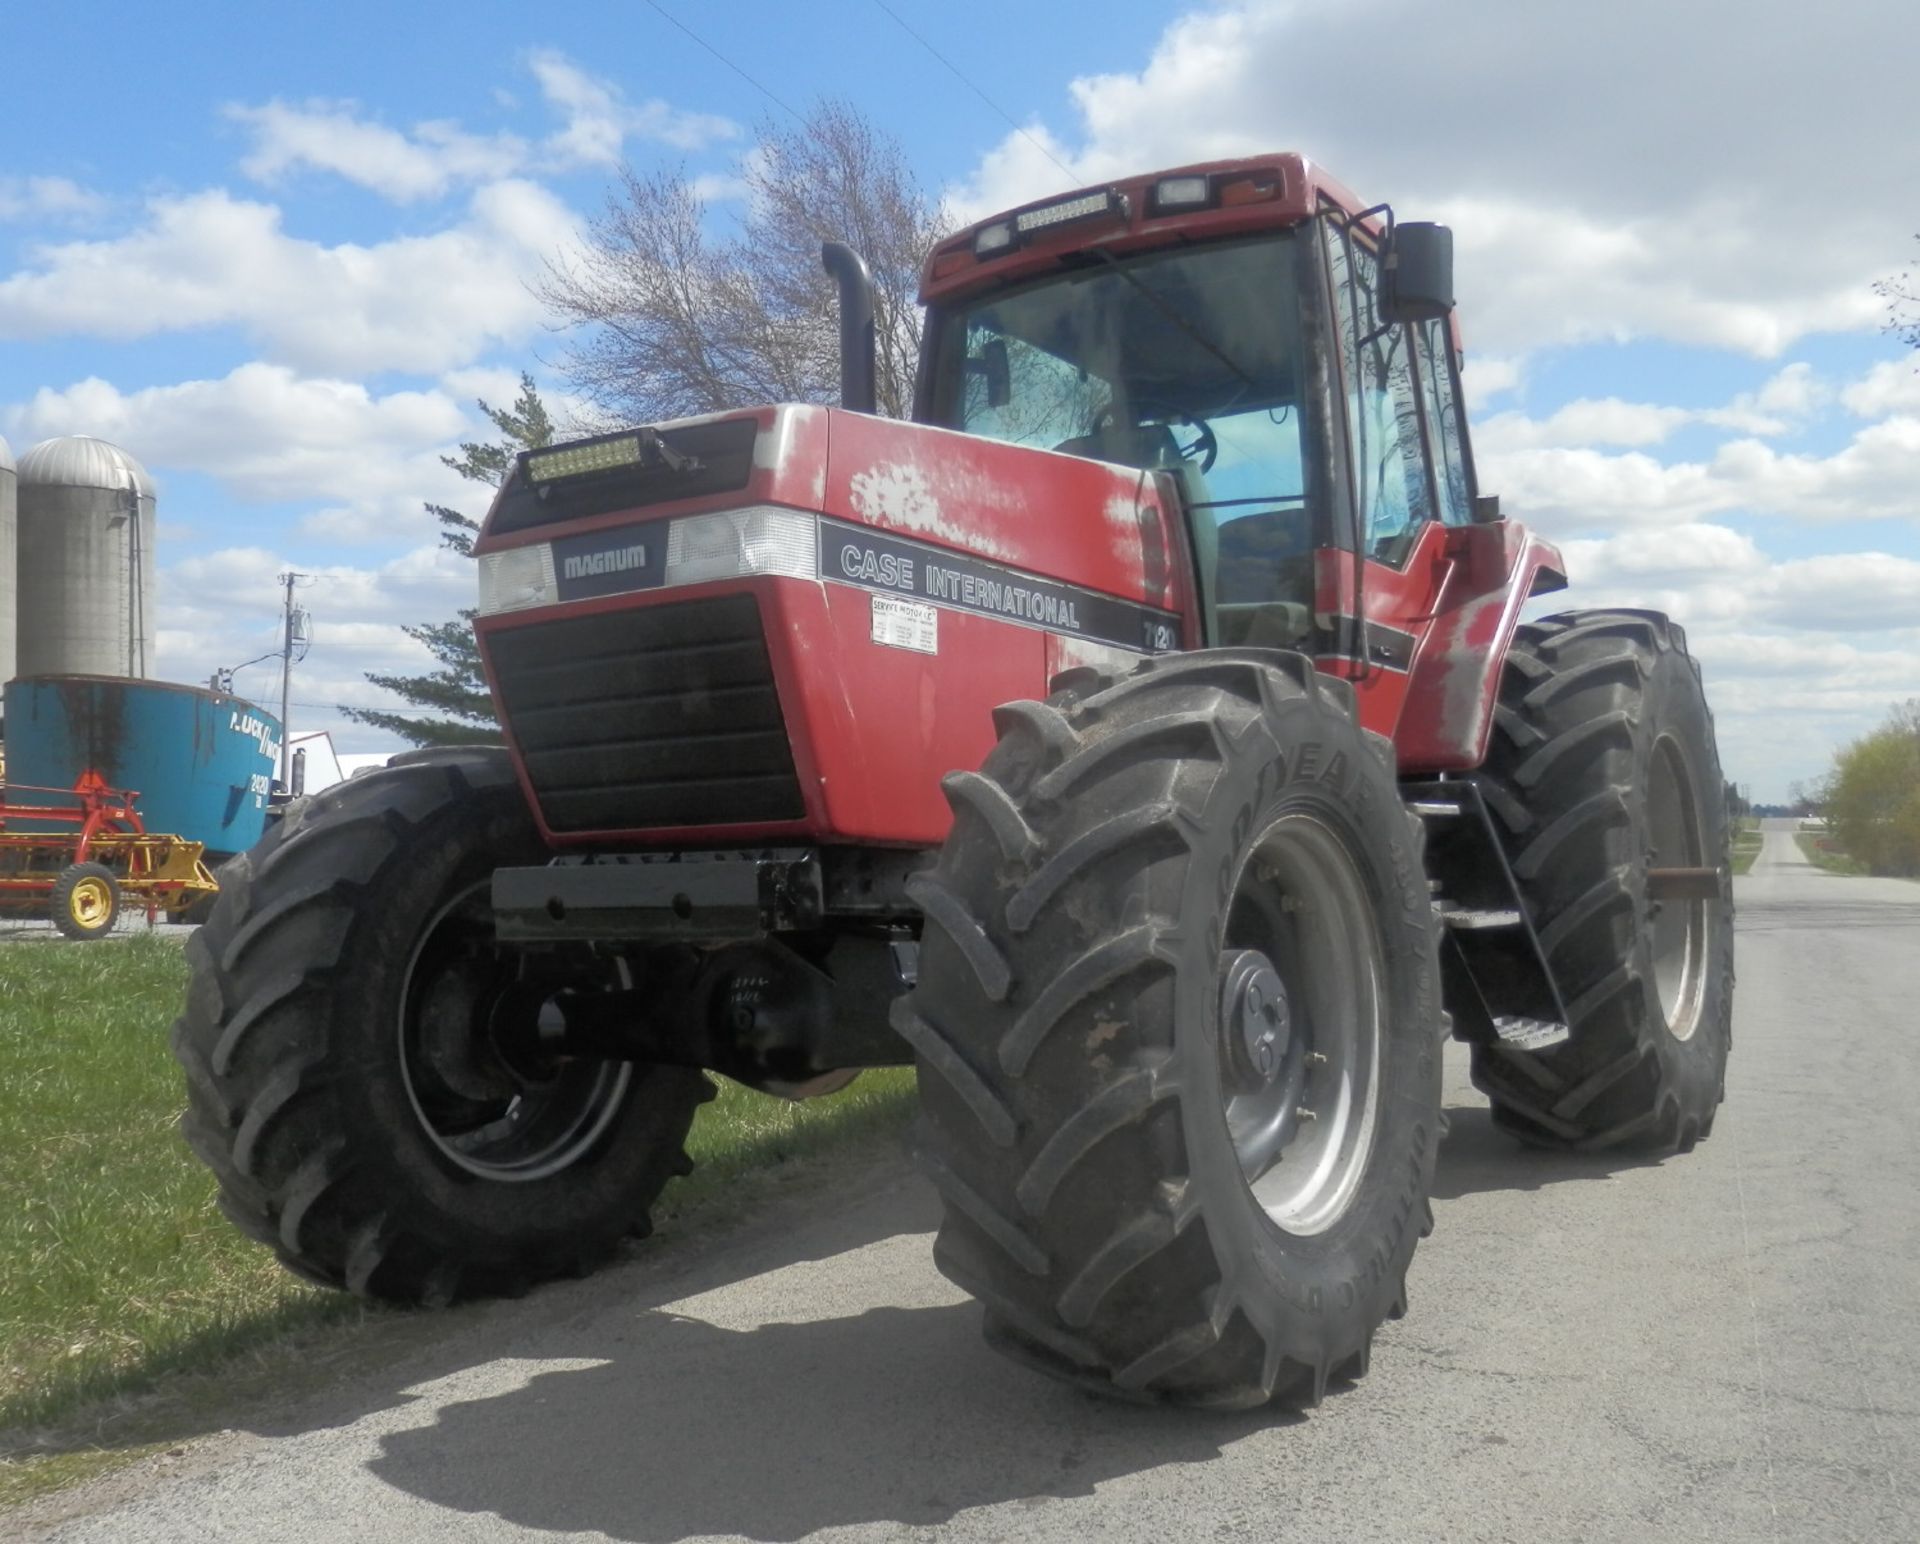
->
540, 100, 952, 423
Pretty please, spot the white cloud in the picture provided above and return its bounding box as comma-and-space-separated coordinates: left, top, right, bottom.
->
528, 50, 737, 166
154, 542, 480, 750
0, 181, 576, 374
1842, 360, 1920, 420
1477, 398, 1693, 454
2, 363, 513, 546
223, 52, 738, 207
953, 0, 1914, 360
1460, 354, 1523, 409
0, 175, 108, 224
1478, 374, 1920, 535
228, 99, 527, 202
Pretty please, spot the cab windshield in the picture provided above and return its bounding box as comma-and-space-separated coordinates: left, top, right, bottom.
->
926, 231, 1316, 646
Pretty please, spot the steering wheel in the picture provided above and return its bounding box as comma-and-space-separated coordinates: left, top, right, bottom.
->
1175, 414, 1218, 473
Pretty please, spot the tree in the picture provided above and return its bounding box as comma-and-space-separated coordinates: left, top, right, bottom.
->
1878, 237, 1920, 352
1822, 699, 1920, 876
540, 100, 950, 424
340, 374, 553, 747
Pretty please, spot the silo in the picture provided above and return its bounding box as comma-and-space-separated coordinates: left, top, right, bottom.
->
15, 436, 157, 679
0, 432, 16, 689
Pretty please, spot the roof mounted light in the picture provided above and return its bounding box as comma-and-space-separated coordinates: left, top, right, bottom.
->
526, 434, 643, 483
1152, 175, 1212, 212
973, 221, 1014, 257
1014, 189, 1119, 234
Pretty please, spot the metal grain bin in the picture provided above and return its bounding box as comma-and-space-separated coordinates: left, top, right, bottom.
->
15, 436, 157, 680
2, 676, 280, 859
0, 433, 15, 689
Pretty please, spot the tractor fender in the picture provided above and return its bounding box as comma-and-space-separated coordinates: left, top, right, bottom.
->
1394, 522, 1566, 771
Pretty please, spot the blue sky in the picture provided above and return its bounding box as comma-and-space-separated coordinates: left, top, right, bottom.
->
2, 0, 1915, 801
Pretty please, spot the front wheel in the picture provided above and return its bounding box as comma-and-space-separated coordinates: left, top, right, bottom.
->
171, 750, 712, 1304
901, 653, 1443, 1408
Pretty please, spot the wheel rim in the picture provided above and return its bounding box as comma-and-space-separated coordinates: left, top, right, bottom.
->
1216, 815, 1384, 1237
398, 882, 632, 1182
1647, 735, 1710, 1041
70, 877, 113, 928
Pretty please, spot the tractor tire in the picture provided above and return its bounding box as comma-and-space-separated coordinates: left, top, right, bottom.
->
170, 748, 712, 1305
1470, 609, 1733, 1152
900, 652, 1443, 1409
53, 862, 121, 940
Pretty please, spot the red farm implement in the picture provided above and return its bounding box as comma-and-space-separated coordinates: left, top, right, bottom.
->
0, 770, 217, 939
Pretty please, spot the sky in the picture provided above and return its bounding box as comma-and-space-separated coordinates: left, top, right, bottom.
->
1, 0, 1915, 803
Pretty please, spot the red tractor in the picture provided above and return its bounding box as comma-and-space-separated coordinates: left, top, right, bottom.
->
173, 154, 1732, 1408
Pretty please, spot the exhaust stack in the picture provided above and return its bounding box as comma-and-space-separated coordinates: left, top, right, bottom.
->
821, 242, 877, 415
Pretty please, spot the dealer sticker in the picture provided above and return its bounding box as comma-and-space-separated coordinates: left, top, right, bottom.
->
870, 594, 938, 654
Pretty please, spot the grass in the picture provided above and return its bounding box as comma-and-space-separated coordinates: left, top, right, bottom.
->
1730, 822, 1765, 876
0, 933, 915, 1505
1793, 830, 1872, 876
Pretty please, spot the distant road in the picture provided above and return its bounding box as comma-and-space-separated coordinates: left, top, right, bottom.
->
16, 819, 1919, 1543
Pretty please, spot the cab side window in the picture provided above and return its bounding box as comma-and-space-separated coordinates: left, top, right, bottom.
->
1416, 317, 1473, 526
1322, 219, 1432, 566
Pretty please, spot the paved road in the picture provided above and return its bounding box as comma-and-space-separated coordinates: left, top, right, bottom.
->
16, 820, 1919, 1543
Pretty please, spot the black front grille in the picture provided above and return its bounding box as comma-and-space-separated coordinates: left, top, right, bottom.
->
490, 595, 803, 832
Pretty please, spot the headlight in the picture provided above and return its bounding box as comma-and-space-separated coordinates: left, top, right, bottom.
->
663, 506, 818, 587
477, 543, 558, 615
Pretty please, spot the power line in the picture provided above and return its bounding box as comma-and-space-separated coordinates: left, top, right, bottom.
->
868, 0, 1077, 181
640, 0, 806, 125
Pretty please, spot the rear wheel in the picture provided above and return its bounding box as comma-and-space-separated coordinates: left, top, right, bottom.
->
53, 862, 120, 940
901, 653, 1442, 1408
171, 749, 711, 1304
1470, 610, 1733, 1151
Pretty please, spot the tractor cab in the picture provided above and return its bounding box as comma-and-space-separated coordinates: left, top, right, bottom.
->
910, 156, 1546, 762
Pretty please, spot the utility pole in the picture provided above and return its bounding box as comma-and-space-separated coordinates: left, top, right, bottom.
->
277, 571, 311, 787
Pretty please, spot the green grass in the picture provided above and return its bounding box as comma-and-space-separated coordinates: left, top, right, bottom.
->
1730, 826, 1764, 876
1793, 831, 1871, 876
0, 933, 914, 1504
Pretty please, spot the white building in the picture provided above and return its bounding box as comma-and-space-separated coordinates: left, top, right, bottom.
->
288, 730, 392, 794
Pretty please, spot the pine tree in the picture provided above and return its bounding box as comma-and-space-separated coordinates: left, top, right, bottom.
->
341, 374, 552, 746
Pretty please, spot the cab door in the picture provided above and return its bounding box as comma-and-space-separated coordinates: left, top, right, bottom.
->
1316, 214, 1458, 745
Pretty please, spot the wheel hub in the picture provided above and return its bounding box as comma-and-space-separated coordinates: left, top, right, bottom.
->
1219, 950, 1290, 1086
1218, 815, 1385, 1237
399, 882, 634, 1184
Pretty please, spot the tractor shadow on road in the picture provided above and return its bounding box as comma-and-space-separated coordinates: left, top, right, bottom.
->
365, 1301, 1277, 1542
345, 1164, 1284, 1541
1429, 1102, 1670, 1201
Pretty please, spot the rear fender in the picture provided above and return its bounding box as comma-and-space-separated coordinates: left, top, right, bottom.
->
1395, 522, 1566, 771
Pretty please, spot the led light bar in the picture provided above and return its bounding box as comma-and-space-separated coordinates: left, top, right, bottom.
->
526, 434, 643, 483
477, 542, 559, 616
1014, 189, 1116, 234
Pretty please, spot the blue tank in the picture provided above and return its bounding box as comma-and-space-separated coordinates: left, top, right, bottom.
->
2, 675, 281, 858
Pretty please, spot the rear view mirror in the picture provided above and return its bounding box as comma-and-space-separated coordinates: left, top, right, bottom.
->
1385, 222, 1454, 323
967, 339, 1011, 408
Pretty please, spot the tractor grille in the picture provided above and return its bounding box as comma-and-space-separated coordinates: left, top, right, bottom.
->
489, 595, 803, 832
